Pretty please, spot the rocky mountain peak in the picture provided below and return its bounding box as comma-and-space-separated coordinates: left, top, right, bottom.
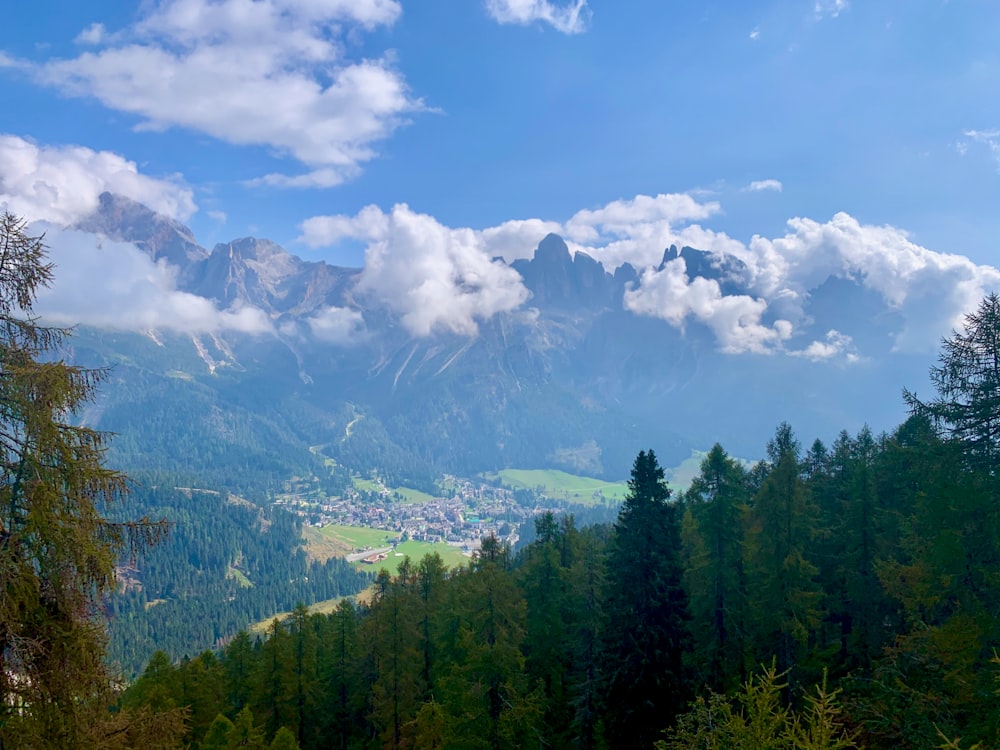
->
513, 234, 618, 310
76, 192, 208, 269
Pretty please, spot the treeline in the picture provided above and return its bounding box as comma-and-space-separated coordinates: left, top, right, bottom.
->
107, 486, 372, 677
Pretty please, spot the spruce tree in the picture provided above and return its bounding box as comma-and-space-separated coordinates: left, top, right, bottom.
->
601, 449, 692, 748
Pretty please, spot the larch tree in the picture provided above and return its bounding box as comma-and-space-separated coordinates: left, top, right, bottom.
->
681, 443, 749, 691
905, 292, 1000, 473
0, 213, 175, 748
745, 423, 821, 689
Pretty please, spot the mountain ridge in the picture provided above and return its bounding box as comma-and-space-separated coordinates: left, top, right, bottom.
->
61, 192, 925, 486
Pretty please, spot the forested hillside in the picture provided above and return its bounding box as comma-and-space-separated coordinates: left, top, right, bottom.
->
121, 296, 1000, 750
106, 485, 372, 677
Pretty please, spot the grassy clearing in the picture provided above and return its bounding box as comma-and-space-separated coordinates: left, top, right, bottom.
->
302, 525, 351, 563
491, 469, 629, 505
392, 486, 439, 504
249, 594, 354, 634
363, 541, 469, 576
227, 567, 253, 588
352, 477, 384, 494
251, 540, 467, 633
319, 524, 398, 550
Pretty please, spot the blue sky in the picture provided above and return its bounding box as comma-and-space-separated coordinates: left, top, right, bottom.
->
1, 0, 999, 356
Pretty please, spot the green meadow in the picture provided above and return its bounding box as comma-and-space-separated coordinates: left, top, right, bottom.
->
317, 524, 398, 550
490, 468, 629, 505
363, 540, 470, 576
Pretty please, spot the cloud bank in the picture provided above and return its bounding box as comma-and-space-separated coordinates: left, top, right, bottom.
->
0, 134, 195, 225
303, 193, 1000, 356
17, 0, 419, 187
485, 0, 589, 34
35, 227, 273, 335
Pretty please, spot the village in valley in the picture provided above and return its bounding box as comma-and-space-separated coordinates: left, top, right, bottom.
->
273, 472, 619, 563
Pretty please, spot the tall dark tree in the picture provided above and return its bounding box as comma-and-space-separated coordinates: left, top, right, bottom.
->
745, 424, 821, 688
681, 443, 749, 690
601, 449, 692, 748
0, 213, 176, 747
906, 292, 1000, 473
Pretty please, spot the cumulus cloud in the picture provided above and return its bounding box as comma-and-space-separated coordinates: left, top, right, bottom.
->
744, 178, 783, 192
0, 134, 196, 225
741, 212, 1000, 351
15, 0, 418, 187
790, 330, 859, 363
560, 193, 723, 270
624, 258, 793, 354
35, 226, 272, 335
348, 204, 530, 337
485, 0, 589, 34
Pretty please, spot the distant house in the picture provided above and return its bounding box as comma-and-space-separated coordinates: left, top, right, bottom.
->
361, 552, 388, 565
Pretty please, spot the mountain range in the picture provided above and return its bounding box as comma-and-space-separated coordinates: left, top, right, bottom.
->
58, 193, 930, 487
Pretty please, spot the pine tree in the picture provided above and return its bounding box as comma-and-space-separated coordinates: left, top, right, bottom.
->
601, 449, 692, 748
0, 213, 174, 747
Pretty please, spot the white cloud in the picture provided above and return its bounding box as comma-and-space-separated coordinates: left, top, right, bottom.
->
961, 129, 1000, 170
75, 23, 107, 45
251, 168, 354, 189
477, 218, 564, 261
749, 27, 760, 40
307, 305, 366, 343
301, 193, 1000, 354
814, 0, 848, 19
35, 226, 272, 335
0, 134, 196, 225
624, 257, 793, 354
207, 210, 227, 223
18, 0, 418, 187
744, 178, 783, 192
485, 0, 589, 34
299, 204, 390, 247
562, 193, 722, 269
790, 330, 859, 363
354, 204, 530, 337
741, 212, 1000, 351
